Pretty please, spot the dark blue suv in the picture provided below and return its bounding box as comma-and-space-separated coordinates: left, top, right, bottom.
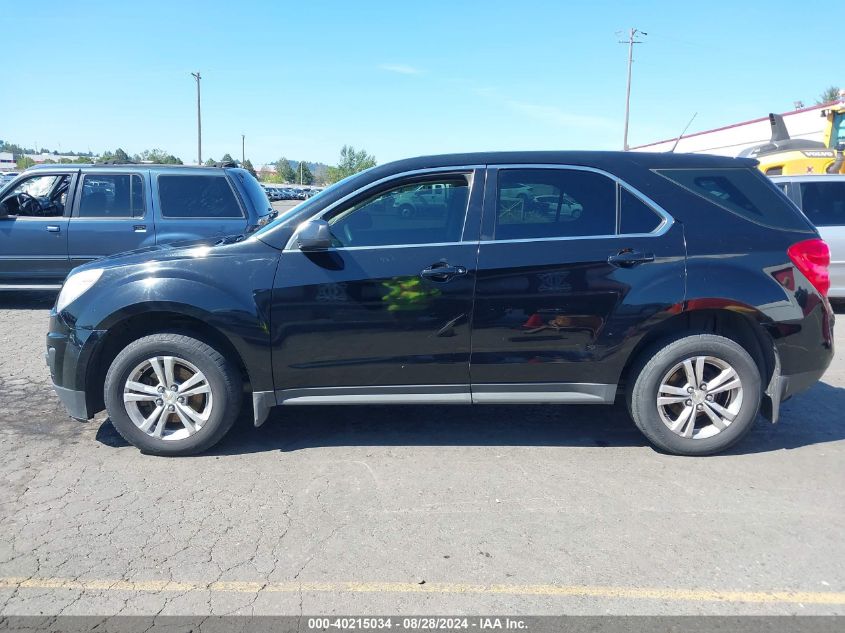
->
0, 163, 275, 289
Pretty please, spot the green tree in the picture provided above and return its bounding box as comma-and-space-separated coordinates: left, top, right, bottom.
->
16, 156, 35, 170
817, 86, 841, 105
242, 159, 257, 178
220, 153, 238, 165
204, 158, 217, 166
326, 145, 376, 183
135, 148, 183, 165
274, 157, 296, 183
293, 161, 314, 185
99, 148, 130, 163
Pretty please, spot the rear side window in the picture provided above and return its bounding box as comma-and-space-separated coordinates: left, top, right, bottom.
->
79, 174, 144, 218
620, 188, 662, 234
496, 169, 616, 240
656, 168, 811, 231
799, 181, 845, 227
158, 175, 243, 219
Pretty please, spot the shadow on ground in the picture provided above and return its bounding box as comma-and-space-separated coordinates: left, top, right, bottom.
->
93, 381, 845, 457
0, 290, 57, 309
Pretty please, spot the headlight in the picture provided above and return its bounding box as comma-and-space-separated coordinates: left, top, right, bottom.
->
56, 268, 103, 312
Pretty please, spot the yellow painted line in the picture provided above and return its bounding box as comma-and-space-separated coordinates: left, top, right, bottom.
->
0, 576, 843, 605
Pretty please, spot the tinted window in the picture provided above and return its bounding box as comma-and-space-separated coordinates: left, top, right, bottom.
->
158, 175, 243, 218
620, 188, 662, 234
657, 168, 811, 231
233, 170, 273, 215
328, 176, 469, 247
495, 169, 616, 240
79, 174, 144, 218
800, 181, 845, 227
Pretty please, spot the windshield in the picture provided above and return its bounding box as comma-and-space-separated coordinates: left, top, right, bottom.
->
252, 170, 369, 238
231, 169, 274, 215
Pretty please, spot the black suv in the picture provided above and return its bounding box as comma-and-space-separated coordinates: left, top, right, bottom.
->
46, 151, 835, 456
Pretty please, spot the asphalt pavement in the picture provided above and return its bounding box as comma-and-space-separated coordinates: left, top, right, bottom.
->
0, 289, 843, 617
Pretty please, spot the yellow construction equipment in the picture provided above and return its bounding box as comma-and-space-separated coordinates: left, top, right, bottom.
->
740, 104, 845, 176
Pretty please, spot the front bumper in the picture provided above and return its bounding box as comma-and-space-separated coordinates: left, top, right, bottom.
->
46, 308, 105, 421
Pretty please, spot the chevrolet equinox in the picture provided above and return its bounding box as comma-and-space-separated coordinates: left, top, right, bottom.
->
46, 152, 835, 456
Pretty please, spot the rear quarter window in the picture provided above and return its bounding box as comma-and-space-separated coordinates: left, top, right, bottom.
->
656, 167, 812, 231
158, 174, 244, 219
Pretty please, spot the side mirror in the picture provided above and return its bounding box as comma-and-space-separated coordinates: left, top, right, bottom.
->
294, 219, 332, 251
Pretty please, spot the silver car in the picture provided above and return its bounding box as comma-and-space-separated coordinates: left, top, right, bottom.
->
771, 174, 845, 300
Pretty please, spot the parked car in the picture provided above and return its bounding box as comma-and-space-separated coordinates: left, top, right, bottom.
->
770, 174, 845, 300
0, 163, 275, 289
47, 151, 834, 456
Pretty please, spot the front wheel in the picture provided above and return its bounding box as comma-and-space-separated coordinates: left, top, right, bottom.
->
627, 334, 761, 456
104, 333, 242, 456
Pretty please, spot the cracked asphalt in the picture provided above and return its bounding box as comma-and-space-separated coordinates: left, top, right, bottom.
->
0, 292, 843, 617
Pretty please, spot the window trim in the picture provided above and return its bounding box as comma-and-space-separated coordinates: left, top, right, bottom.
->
155, 173, 246, 220
284, 165, 484, 251
483, 164, 673, 244
73, 172, 146, 220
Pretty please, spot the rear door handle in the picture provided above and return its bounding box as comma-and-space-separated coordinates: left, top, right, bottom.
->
420, 263, 468, 282
607, 250, 654, 267
46, 225, 60, 233
133, 225, 147, 233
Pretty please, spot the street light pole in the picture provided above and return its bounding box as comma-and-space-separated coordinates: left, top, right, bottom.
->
191, 72, 202, 165
619, 28, 646, 151
241, 134, 245, 165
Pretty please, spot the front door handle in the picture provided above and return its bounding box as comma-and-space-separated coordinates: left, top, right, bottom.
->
607, 250, 654, 267
46, 225, 60, 233
133, 225, 147, 233
420, 263, 468, 282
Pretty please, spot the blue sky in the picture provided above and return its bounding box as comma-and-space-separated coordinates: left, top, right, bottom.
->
0, 0, 840, 166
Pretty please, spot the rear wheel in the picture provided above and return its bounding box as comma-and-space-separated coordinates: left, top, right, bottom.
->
104, 333, 242, 456
627, 334, 761, 455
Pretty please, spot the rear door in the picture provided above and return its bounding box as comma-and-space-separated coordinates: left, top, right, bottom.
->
795, 179, 845, 297
0, 171, 75, 286
68, 171, 153, 264
152, 171, 248, 244
470, 165, 686, 402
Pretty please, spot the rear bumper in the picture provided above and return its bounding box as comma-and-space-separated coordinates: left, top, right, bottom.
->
46, 308, 105, 421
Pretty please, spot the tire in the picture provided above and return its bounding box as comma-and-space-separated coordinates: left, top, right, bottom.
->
104, 333, 242, 456
398, 204, 415, 219
626, 333, 761, 456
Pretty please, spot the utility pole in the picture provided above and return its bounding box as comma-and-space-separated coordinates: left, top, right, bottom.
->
619, 28, 646, 151
241, 134, 245, 165
299, 161, 303, 185
191, 72, 202, 165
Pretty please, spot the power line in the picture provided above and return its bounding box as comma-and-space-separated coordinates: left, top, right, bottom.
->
618, 28, 646, 151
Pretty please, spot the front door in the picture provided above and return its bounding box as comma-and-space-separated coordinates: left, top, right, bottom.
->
470, 166, 686, 402
0, 172, 75, 286
270, 169, 484, 403
68, 172, 153, 263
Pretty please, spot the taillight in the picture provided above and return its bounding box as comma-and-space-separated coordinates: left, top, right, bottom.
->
787, 238, 830, 296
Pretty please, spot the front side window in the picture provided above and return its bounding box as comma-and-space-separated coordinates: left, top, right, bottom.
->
0, 174, 70, 218
800, 181, 845, 227
78, 174, 144, 218
327, 175, 470, 247
495, 169, 616, 240
158, 175, 243, 219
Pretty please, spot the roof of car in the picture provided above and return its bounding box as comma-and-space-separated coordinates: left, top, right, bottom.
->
360, 150, 757, 178
24, 163, 239, 172
768, 174, 845, 182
